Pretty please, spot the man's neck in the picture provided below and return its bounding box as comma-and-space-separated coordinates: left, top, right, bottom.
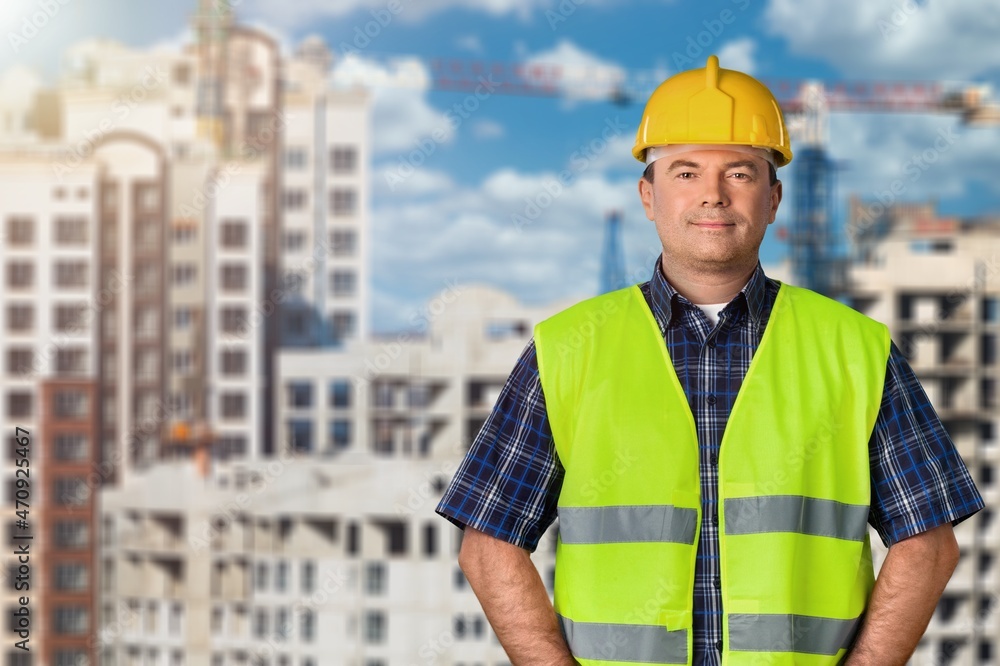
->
659, 258, 757, 305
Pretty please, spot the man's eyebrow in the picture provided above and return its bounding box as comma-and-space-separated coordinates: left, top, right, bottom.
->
665, 159, 701, 171
724, 159, 760, 174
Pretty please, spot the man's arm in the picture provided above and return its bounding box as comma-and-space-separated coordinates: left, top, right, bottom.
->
845, 523, 960, 665
459, 526, 576, 665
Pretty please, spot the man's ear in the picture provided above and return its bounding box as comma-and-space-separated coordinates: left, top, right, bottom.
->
638, 177, 655, 221
768, 180, 783, 223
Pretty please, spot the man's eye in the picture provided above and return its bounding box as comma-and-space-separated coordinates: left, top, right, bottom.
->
677, 172, 696, 179
730, 172, 751, 180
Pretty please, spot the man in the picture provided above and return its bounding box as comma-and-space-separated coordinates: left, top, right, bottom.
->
436, 55, 983, 665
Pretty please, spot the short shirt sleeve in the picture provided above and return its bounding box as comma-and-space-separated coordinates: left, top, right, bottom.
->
435, 338, 563, 552
868, 341, 985, 547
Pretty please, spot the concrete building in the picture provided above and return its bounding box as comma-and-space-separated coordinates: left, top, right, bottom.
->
0, 156, 102, 665
847, 198, 1000, 666
0, 3, 371, 663
98, 284, 565, 665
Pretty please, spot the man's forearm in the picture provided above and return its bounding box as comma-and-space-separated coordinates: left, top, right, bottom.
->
846, 523, 960, 665
459, 526, 577, 665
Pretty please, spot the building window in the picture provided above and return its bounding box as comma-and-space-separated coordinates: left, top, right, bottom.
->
423, 523, 438, 557
329, 229, 357, 256
137, 184, 160, 213
285, 147, 307, 170
54, 434, 89, 461
330, 270, 356, 297
136, 308, 159, 340
6, 216, 34, 245
220, 393, 247, 419
288, 420, 312, 452
330, 146, 357, 174
7, 391, 33, 418
172, 225, 196, 244
254, 608, 268, 638
221, 264, 248, 291
54, 520, 88, 548
54, 303, 87, 332
172, 263, 197, 286
214, 436, 247, 459
256, 562, 268, 591
283, 230, 306, 252
174, 307, 193, 329
55, 261, 89, 288
364, 562, 386, 595
54, 563, 89, 591
287, 382, 312, 408
220, 350, 247, 376
137, 265, 159, 296
54, 477, 89, 506
6, 261, 34, 289
363, 610, 386, 644
55, 216, 89, 245
331, 311, 356, 339
54, 651, 89, 666
7, 304, 33, 331
221, 307, 248, 335
329, 420, 351, 451
55, 349, 88, 376
275, 560, 288, 592
330, 188, 357, 217
172, 350, 193, 373
54, 391, 88, 418
300, 610, 315, 642
6, 348, 33, 375
329, 380, 351, 408
301, 562, 315, 594
282, 189, 308, 211
53, 606, 89, 634
221, 219, 248, 249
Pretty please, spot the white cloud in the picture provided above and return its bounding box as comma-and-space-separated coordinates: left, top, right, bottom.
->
244, 0, 563, 30
716, 38, 757, 76
455, 34, 484, 54
370, 164, 662, 332
471, 119, 505, 139
374, 167, 455, 197
522, 40, 627, 104
331, 54, 455, 155
765, 0, 1000, 79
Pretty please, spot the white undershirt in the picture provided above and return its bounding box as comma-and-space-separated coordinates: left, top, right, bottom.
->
694, 302, 730, 327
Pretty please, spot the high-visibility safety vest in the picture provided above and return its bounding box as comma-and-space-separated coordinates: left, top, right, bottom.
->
534, 282, 890, 665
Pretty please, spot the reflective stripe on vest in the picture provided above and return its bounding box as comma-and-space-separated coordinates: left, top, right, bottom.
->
559, 505, 698, 545
728, 613, 862, 656
558, 615, 688, 664
724, 496, 870, 541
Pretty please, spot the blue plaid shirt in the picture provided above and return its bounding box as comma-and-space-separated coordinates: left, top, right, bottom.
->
437, 260, 984, 665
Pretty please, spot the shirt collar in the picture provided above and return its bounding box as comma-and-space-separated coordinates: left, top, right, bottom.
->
648, 257, 770, 332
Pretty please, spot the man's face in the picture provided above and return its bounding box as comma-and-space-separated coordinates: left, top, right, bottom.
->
637, 148, 782, 273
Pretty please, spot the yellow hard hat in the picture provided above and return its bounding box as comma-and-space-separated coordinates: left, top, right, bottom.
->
632, 54, 793, 167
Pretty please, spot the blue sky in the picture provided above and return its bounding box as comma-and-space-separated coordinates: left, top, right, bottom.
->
4, 0, 1000, 332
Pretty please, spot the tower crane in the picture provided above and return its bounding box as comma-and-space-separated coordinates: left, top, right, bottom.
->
419, 57, 1000, 296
